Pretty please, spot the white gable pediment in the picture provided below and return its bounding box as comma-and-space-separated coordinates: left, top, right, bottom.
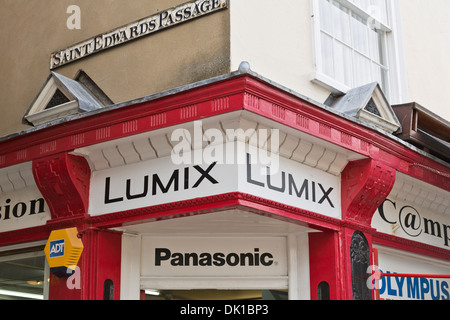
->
325, 82, 401, 134
23, 71, 110, 126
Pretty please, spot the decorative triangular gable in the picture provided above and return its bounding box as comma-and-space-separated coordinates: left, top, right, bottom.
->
325, 82, 401, 134
23, 71, 111, 126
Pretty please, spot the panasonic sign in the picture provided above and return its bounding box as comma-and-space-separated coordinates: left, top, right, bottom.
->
155, 248, 274, 267
141, 237, 287, 277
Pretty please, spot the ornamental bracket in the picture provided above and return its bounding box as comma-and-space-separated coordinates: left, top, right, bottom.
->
32, 153, 91, 220
341, 159, 396, 227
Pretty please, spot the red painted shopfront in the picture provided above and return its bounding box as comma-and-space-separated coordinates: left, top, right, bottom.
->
0, 71, 448, 300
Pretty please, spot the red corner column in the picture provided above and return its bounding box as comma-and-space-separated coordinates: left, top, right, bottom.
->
340, 159, 396, 300
33, 152, 122, 300
309, 158, 396, 300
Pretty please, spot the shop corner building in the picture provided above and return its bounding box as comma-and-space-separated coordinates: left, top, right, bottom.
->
0, 0, 449, 300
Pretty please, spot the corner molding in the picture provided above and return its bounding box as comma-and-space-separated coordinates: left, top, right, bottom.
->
32, 153, 91, 220
341, 159, 396, 227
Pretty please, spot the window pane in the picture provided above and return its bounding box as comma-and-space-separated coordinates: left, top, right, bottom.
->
334, 41, 353, 86
370, 0, 389, 26
332, 1, 351, 44
351, 12, 369, 56
369, 28, 381, 63
319, 0, 333, 34
321, 32, 335, 78
351, 0, 388, 25
352, 0, 370, 11
353, 52, 371, 86
316, 0, 390, 96
0, 254, 46, 300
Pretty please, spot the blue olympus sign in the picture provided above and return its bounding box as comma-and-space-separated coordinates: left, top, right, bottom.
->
379, 270, 450, 300
49, 239, 65, 258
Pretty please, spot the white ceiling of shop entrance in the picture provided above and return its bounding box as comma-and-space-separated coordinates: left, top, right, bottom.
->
115, 209, 315, 236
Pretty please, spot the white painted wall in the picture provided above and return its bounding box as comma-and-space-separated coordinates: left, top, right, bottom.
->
229, 0, 331, 104
398, 0, 450, 121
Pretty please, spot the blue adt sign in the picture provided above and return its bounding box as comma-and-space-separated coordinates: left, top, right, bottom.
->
49, 239, 65, 258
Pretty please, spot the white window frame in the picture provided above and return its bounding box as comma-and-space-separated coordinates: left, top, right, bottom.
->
121, 233, 311, 300
311, 0, 408, 103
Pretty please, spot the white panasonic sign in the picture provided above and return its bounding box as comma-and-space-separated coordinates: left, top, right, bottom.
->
141, 237, 287, 277
154, 247, 274, 267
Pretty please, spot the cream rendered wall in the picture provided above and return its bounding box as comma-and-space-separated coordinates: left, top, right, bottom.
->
229, 0, 331, 104
398, 0, 450, 121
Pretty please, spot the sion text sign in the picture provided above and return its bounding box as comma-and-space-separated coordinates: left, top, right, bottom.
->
0, 187, 50, 233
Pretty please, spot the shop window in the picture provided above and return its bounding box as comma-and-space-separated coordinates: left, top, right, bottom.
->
0, 251, 47, 300
144, 289, 288, 300
312, 0, 394, 99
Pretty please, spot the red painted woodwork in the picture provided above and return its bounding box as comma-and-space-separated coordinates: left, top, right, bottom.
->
0, 74, 447, 192
373, 233, 450, 261
341, 159, 396, 227
79, 228, 122, 300
48, 271, 82, 300
48, 228, 122, 300
0, 191, 448, 261
340, 159, 395, 300
32, 153, 90, 220
309, 231, 341, 300
86, 192, 343, 232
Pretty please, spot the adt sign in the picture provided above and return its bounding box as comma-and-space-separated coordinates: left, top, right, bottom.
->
49, 239, 65, 258
44, 228, 83, 277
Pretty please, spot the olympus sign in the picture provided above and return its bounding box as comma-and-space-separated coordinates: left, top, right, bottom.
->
155, 248, 274, 267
